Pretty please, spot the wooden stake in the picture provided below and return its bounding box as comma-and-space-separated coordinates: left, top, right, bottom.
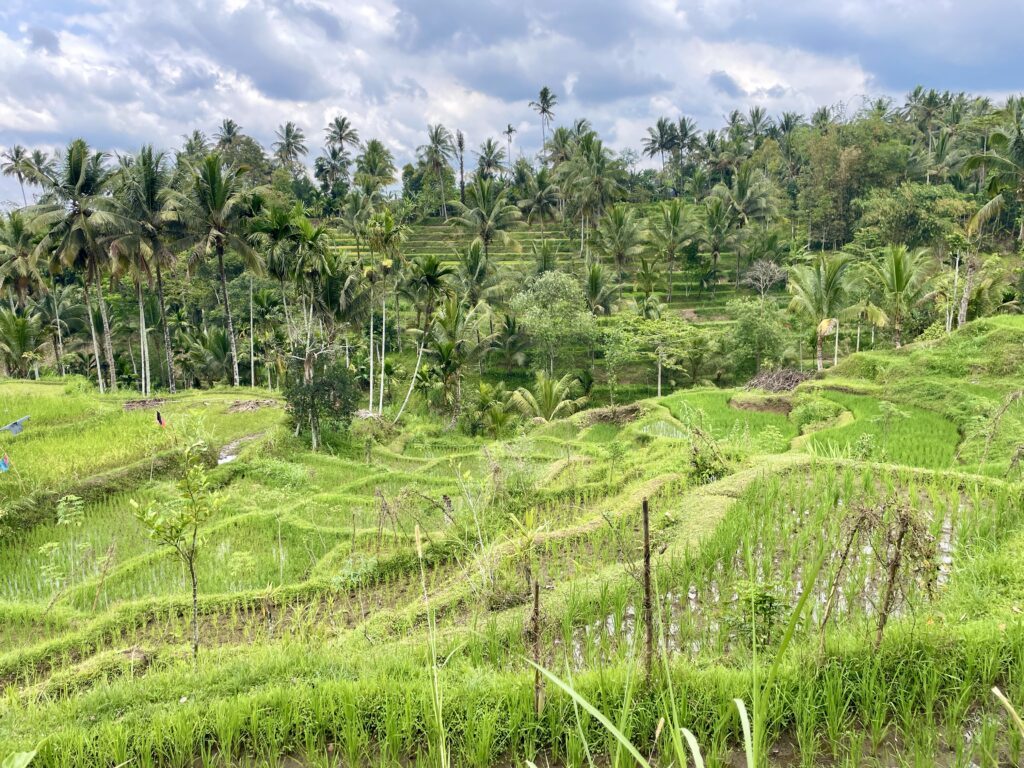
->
532, 578, 542, 715
642, 497, 653, 678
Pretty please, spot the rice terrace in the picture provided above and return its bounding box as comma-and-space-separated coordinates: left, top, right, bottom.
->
2, 4, 1024, 767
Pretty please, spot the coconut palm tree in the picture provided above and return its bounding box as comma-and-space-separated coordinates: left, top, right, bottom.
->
963, 97, 1024, 240
503, 124, 517, 175
313, 145, 350, 192
697, 195, 737, 290
354, 139, 396, 200
529, 86, 558, 162
584, 260, 620, 316
866, 245, 933, 348
29, 139, 125, 392
394, 253, 456, 422
714, 162, 776, 284
215, 119, 242, 149
455, 240, 500, 308
511, 371, 586, 422
325, 115, 360, 153
475, 138, 506, 181
455, 130, 466, 205
417, 125, 455, 220
642, 117, 677, 171
109, 146, 178, 394
787, 253, 852, 371
450, 177, 521, 259
648, 199, 692, 301
273, 122, 308, 171
0, 308, 47, 378
518, 167, 561, 235
249, 201, 300, 335
176, 152, 260, 386
1, 145, 32, 205
489, 313, 529, 372
591, 204, 646, 278
0, 211, 45, 308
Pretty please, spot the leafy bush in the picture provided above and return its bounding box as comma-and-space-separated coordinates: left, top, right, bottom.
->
790, 396, 844, 432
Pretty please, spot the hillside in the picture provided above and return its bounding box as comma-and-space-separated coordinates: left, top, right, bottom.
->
2, 317, 1024, 766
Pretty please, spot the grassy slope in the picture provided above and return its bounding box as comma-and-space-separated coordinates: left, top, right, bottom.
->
2, 320, 1024, 764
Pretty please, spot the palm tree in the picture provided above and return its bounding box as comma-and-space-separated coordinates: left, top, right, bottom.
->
787, 254, 852, 371
475, 138, 506, 181
455, 240, 500, 308
503, 124, 517, 175
642, 117, 677, 170
963, 98, 1024, 240
489, 313, 529, 372
1, 145, 32, 205
273, 122, 308, 171
424, 296, 485, 418
558, 134, 624, 255
867, 245, 933, 348
591, 204, 645, 278
313, 145, 350, 192
176, 152, 260, 386
110, 146, 178, 395
0, 211, 45, 308
29, 139, 124, 392
418, 125, 455, 220
394, 253, 455, 422
714, 162, 776, 284
455, 130, 466, 205
648, 199, 691, 301
697, 195, 737, 291
325, 115, 360, 153
584, 260, 620, 316
518, 167, 561, 234
450, 177, 521, 258
511, 371, 586, 422
249, 201, 300, 334
529, 87, 558, 162
215, 119, 242, 149
0, 308, 47, 378
355, 139, 396, 200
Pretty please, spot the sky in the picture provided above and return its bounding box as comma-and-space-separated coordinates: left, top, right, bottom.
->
0, 0, 1020, 206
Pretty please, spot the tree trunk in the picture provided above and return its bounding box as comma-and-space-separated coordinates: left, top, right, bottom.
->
95, 275, 117, 392
958, 257, 974, 327
667, 255, 674, 302
368, 301, 375, 412
82, 280, 104, 393
216, 242, 240, 386
378, 293, 386, 414
156, 264, 176, 393
439, 173, 448, 221
946, 253, 960, 333
52, 294, 65, 376
816, 331, 824, 372
833, 321, 840, 367
656, 355, 662, 398
249, 277, 255, 387
189, 558, 199, 661
394, 335, 427, 425
137, 280, 150, 396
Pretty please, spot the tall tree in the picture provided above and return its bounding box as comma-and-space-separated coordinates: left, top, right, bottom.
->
787, 254, 852, 371
591, 204, 646, 278
503, 124, 517, 175
110, 146, 178, 395
273, 122, 308, 171
867, 244, 933, 348
1, 145, 32, 205
30, 139, 123, 392
647, 199, 691, 301
450, 177, 521, 259
417, 125, 455, 220
176, 153, 260, 387
529, 87, 558, 163
325, 115, 360, 153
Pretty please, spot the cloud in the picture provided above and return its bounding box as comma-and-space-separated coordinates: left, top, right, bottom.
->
708, 70, 746, 98
0, 0, 1017, 205
26, 26, 59, 54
